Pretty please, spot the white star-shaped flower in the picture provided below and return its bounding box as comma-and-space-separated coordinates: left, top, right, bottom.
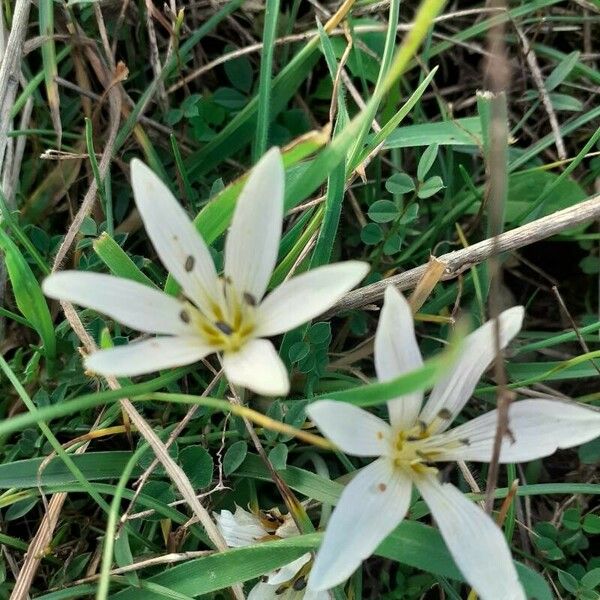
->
306, 286, 600, 599
43, 149, 368, 396
215, 506, 328, 599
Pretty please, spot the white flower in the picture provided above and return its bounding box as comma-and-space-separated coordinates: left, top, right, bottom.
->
306, 286, 600, 599
215, 506, 329, 600
42, 149, 368, 396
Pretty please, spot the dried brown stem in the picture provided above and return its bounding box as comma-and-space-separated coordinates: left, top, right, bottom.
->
325, 194, 600, 316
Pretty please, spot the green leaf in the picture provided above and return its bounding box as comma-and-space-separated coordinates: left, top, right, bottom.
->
0, 228, 56, 358
368, 199, 400, 223
110, 535, 317, 599
557, 570, 579, 593
417, 143, 439, 181
417, 176, 444, 199
0, 451, 142, 489
583, 514, 600, 535
579, 437, 600, 464
361, 223, 384, 245
289, 341, 310, 363
385, 173, 415, 195
213, 87, 247, 109
93, 232, 156, 288
179, 446, 213, 489
224, 52, 253, 93
562, 507, 581, 530
385, 117, 483, 149
223, 441, 248, 476
545, 51, 580, 92
307, 322, 331, 345
549, 92, 583, 112
581, 567, 600, 590
268, 443, 288, 470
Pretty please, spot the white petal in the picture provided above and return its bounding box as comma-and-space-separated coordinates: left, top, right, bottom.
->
435, 399, 600, 463
308, 459, 411, 591
306, 400, 391, 457
254, 262, 369, 337
130, 159, 221, 314
222, 338, 289, 396
214, 507, 266, 548
43, 271, 194, 336
247, 581, 279, 600
414, 475, 525, 600
224, 148, 284, 302
419, 306, 524, 433
375, 286, 424, 430
85, 336, 211, 376
267, 554, 311, 585
304, 589, 330, 600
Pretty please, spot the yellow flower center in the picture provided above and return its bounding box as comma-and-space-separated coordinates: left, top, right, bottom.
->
182, 279, 257, 352
391, 424, 441, 475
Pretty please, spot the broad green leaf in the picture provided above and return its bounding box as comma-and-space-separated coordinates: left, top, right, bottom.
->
0, 452, 142, 489
93, 232, 156, 288
386, 172, 415, 194
545, 51, 580, 91
0, 228, 56, 358
417, 175, 444, 199
368, 199, 400, 223
417, 143, 439, 181
179, 445, 213, 489
384, 117, 483, 149
223, 441, 248, 476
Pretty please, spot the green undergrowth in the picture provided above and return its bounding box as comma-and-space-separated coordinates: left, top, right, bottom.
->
0, 1, 599, 599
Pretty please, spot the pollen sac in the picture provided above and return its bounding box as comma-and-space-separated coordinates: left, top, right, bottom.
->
437, 408, 452, 420
184, 255, 195, 272
292, 576, 307, 591
243, 291, 257, 306
215, 321, 234, 335
179, 309, 190, 323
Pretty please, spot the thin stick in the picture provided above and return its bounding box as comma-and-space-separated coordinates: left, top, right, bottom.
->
325, 194, 600, 316
0, 0, 32, 174
515, 25, 566, 160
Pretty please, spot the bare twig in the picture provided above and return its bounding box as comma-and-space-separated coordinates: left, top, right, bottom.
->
482, 0, 511, 515
0, 0, 32, 175
118, 370, 224, 528
515, 25, 566, 160
326, 194, 600, 316
551, 286, 600, 376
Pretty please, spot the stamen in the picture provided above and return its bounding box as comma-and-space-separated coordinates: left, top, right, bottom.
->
179, 309, 190, 323
377, 483, 387, 492
184, 255, 195, 272
459, 438, 470, 445
243, 292, 257, 306
438, 408, 452, 420
293, 576, 307, 591
215, 321, 233, 335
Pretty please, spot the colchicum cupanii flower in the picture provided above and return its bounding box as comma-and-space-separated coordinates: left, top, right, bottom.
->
43, 148, 368, 396
306, 286, 600, 599
215, 506, 327, 599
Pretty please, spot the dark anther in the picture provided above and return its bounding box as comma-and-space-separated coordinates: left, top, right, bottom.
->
184, 255, 195, 272
180, 310, 190, 323
243, 292, 257, 306
275, 584, 287, 595
293, 576, 307, 591
215, 321, 233, 335
459, 438, 470, 446
438, 408, 452, 419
